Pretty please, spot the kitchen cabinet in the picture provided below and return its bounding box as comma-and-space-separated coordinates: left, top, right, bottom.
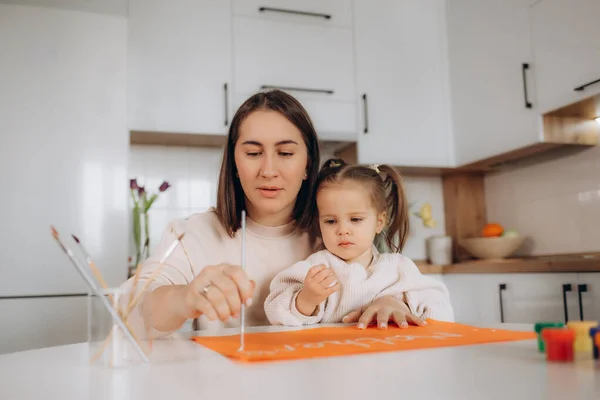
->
128, 0, 232, 135
444, 273, 582, 325
443, 274, 505, 324
500, 273, 580, 324
0, 0, 128, 16
1, 4, 128, 353
427, 274, 445, 284
446, 0, 540, 166
232, 0, 353, 29
353, 0, 453, 167
577, 273, 600, 321
530, 0, 600, 114
0, 295, 88, 354
1, 3, 129, 295
232, 15, 356, 141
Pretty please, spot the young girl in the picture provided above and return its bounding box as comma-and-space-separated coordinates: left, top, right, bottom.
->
264, 158, 454, 327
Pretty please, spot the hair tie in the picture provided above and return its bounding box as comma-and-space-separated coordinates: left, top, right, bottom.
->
329, 160, 342, 168
370, 164, 380, 174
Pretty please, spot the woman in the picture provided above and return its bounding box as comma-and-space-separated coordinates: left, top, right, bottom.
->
124, 90, 425, 339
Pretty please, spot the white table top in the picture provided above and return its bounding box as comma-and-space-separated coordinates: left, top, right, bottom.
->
0, 323, 598, 400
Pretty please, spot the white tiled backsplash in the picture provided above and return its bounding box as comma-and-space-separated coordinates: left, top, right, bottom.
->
485, 146, 600, 256
129, 144, 445, 261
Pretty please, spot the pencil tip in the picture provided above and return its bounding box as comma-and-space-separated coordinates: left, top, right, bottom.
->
177, 232, 185, 240
71, 234, 80, 243
50, 225, 58, 238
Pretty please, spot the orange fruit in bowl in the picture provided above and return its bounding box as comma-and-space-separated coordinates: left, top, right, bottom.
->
482, 223, 504, 237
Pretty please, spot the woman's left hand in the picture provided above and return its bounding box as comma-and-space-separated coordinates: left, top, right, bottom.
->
342, 296, 427, 329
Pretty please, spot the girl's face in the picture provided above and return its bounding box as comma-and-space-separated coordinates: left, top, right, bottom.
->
317, 180, 386, 267
234, 109, 308, 225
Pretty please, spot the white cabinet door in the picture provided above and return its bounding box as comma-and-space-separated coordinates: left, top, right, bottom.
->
577, 273, 600, 322
0, 4, 129, 294
230, 93, 357, 141
354, 0, 452, 167
128, 0, 232, 135
0, 296, 88, 354
444, 273, 580, 325
232, 17, 356, 140
443, 274, 506, 324
427, 274, 445, 284
530, 0, 600, 113
501, 274, 579, 324
446, 0, 539, 166
232, 0, 352, 28
0, 0, 127, 16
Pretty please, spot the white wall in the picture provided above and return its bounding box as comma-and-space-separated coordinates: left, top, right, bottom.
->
485, 146, 600, 256
128, 145, 223, 255
129, 144, 445, 261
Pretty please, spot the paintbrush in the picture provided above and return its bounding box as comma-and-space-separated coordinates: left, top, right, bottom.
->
128, 262, 143, 312
71, 234, 110, 289
122, 231, 184, 317
237, 210, 246, 352
50, 226, 150, 364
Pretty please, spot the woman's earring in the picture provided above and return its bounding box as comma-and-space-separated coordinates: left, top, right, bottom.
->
303, 171, 308, 180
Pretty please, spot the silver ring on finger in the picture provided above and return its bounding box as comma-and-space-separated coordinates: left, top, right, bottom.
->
202, 284, 213, 295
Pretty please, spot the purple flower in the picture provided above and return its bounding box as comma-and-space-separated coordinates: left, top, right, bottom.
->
159, 181, 171, 192
130, 178, 138, 190
138, 186, 146, 197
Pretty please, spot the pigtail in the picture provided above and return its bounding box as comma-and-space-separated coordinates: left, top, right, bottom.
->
377, 165, 410, 253
317, 158, 348, 186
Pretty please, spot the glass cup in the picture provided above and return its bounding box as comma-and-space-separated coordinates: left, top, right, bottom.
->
87, 287, 152, 368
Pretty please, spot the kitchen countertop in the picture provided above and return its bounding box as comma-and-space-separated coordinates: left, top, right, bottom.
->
416, 253, 600, 275
0, 323, 597, 400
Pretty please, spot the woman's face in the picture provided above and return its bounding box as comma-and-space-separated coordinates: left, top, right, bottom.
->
234, 109, 308, 225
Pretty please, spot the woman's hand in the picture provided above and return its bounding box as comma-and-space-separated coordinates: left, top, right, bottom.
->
181, 263, 255, 322
342, 296, 427, 329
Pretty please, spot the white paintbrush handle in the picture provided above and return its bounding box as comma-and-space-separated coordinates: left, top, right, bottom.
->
239, 210, 246, 351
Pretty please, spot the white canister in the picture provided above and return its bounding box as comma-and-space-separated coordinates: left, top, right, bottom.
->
426, 235, 453, 266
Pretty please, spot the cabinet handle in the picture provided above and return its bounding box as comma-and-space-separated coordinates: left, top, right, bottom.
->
362, 93, 369, 134
258, 6, 331, 20
223, 83, 229, 126
499, 283, 507, 323
574, 78, 600, 92
521, 63, 532, 109
0, 293, 87, 300
562, 284, 572, 323
260, 85, 334, 95
577, 284, 588, 321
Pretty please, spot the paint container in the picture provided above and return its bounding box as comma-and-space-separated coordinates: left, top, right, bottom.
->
542, 328, 575, 363
534, 322, 564, 352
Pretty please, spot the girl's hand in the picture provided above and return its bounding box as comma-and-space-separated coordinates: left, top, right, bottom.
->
342, 296, 427, 329
296, 264, 340, 316
182, 263, 255, 322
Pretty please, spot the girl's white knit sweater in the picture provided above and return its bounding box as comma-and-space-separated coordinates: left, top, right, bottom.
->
264, 247, 454, 326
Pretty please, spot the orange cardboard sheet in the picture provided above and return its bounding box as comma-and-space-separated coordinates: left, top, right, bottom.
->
191, 320, 536, 363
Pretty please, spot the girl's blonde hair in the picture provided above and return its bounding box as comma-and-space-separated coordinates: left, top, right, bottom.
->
316, 158, 410, 252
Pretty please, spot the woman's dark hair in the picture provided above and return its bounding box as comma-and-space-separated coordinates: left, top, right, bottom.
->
215, 90, 320, 237
315, 158, 410, 253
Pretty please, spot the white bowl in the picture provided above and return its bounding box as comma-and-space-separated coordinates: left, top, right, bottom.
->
459, 236, 525, 260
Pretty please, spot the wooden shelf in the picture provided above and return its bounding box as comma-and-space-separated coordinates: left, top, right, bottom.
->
416, 253, 600, 275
